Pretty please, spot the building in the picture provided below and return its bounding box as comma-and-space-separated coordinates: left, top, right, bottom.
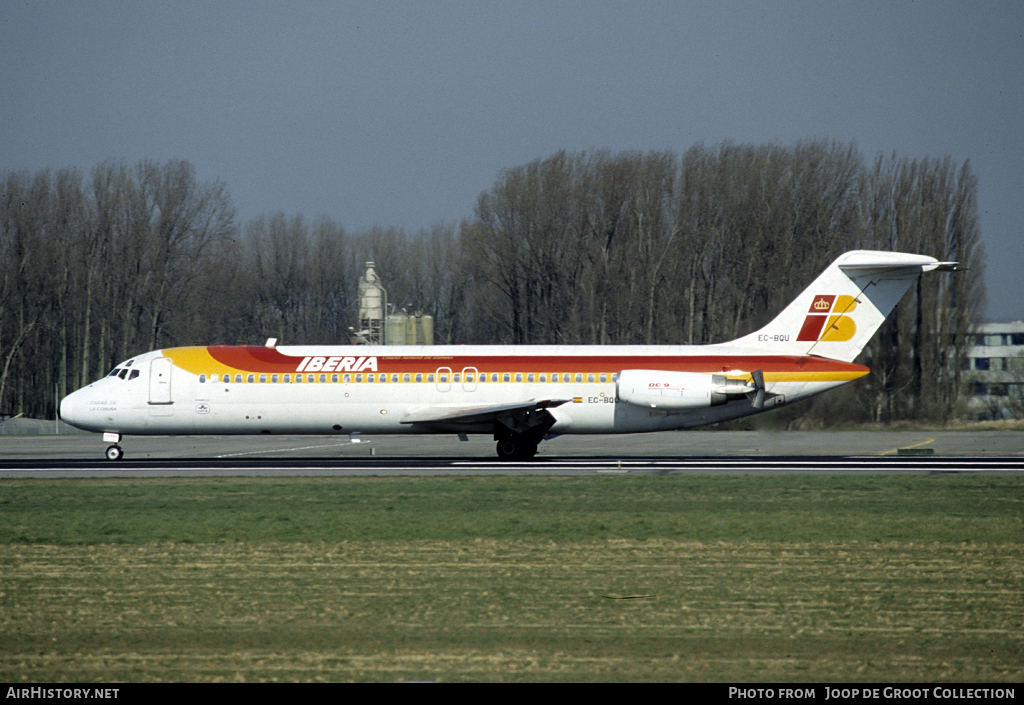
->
963, 321, 1024, 420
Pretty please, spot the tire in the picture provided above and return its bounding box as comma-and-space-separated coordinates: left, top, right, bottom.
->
495, 438, 538, 461
496, 439, 518, 460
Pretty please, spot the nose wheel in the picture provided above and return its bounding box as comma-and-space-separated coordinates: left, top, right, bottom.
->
105, 445, 124, 461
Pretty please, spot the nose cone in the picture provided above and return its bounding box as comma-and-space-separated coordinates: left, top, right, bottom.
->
59, 390, 78, 426
59, 388, 92, 431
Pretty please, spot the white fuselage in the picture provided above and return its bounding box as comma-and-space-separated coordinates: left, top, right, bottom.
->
56, 250, 952, 460
58, 343, 865, 439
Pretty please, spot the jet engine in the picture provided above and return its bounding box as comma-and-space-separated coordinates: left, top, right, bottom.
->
617, 369, 764, 410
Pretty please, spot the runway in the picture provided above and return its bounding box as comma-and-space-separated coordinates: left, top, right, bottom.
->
1, 430, 1021, 477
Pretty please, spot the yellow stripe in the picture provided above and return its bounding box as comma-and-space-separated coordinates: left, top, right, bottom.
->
161, 347, 239, 377
765, 370, 868, 383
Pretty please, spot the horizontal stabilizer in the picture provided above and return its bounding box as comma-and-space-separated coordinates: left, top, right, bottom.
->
837, 252, 958, 273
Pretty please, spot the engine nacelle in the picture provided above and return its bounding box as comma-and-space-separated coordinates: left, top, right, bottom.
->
617, 369, 755, 410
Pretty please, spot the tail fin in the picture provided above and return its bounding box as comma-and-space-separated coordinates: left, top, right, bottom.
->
732, 250, 956, 362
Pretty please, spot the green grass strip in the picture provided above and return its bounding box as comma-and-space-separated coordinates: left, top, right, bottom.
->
2, 475, 1021, 545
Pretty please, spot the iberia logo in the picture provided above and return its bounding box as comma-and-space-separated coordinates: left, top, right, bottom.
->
797, 294, 858, 342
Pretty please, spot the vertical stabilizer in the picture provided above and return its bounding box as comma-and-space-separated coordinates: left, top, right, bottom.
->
731, 250, 956, 362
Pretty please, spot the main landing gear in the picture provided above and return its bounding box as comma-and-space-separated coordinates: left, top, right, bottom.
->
493, 405, 557, 461
495, 436, 539, 461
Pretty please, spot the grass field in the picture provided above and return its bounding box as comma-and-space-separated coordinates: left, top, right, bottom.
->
1, 475, 1021, 682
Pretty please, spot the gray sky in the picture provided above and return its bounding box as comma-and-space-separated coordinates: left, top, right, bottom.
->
4, 1, 1022, 320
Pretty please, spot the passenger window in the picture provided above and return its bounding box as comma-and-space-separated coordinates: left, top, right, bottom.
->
334, 374, 341, 383
415, 373, 423, 383
502, 373, 510, 382
403, 373, 411, 382
588, 374, 595, 383
575, 374, 582, 383
271, 374, 278, 383
367, 374, 375, 382
319, 374, 327, 383
199, 374, 206, 383
515, 373, 523, 382
259, 374, 267, 383
247, 374, 255, 383
235, 374, 242, 384
527, 374, 534, 382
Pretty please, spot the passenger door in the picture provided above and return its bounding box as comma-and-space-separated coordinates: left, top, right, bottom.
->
149, 357, 173, 405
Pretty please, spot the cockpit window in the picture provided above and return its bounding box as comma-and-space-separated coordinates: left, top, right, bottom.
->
108, 367, 140, 381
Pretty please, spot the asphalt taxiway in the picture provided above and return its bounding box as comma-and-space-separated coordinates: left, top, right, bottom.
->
1, 430, 1021, 477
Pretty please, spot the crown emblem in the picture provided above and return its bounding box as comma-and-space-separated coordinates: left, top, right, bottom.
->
813, 298, 831, 311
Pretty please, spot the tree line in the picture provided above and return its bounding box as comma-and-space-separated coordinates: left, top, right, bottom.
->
1, 140, 984, 424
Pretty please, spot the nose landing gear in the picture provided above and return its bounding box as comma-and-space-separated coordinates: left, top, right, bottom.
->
103, 432, 124, 461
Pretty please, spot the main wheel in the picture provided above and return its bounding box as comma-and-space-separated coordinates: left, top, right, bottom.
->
105, 445, 124, 461
496, 439, 517, 460
495, 438, 538, 461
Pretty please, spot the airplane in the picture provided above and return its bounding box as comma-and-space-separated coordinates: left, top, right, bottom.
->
59, 250, 956, 461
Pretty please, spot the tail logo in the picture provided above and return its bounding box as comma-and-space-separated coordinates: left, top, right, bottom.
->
797, 295, 858, 342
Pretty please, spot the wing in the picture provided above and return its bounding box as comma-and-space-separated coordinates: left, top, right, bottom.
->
400, 398, 570, 431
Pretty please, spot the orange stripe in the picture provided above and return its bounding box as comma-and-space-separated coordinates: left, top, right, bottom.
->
164, 346, 868, 382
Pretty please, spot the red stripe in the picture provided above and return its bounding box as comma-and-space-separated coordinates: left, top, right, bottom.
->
199, 346, 866, 376
207, 346, 305, 372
